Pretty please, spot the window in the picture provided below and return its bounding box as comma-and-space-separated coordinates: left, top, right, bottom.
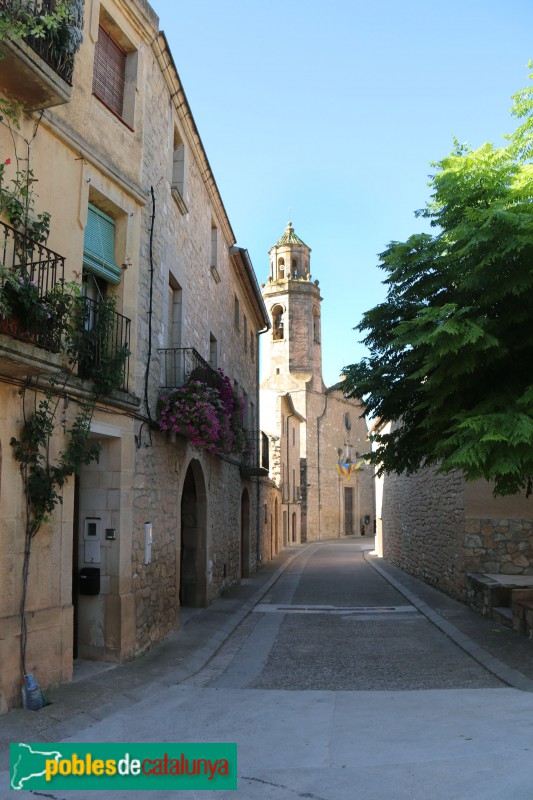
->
168, 274, 183, 348
93, 25, 126, 117
243, 390, 248, 428
244, 315, 248, 351
250, 332, 255, 361
234, 295, 240, 329
210, 222, 221, 283
171, 129, 187, 214
277, 257, 285, 280
83, 204, 122, 285
92, 20, 137, 127
272, 305, 284, 340
209, 333, 217, 368
313, 307, 321, 343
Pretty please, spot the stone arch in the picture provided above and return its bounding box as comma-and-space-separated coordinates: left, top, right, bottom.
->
272, 304, 285, 341
180, 458, 208, 607
240, 488, 250, 578
313, 306, 321, 343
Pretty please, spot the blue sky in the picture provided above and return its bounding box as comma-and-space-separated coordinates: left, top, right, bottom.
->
152, 0, 533, 386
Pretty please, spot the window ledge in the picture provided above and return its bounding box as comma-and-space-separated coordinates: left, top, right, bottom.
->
171, 185, 188, 215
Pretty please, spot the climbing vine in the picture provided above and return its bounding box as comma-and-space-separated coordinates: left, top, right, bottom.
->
9, 284, 130, 676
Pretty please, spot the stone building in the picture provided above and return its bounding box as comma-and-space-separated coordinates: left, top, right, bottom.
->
0, 0, 268, 712
260, 222, 374, 542
380, 460, 533, 634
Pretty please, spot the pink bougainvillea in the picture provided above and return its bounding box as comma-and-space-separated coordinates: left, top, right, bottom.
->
157, 368, 248, 456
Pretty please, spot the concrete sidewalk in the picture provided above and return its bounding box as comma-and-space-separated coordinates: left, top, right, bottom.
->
2, 538, 533, 770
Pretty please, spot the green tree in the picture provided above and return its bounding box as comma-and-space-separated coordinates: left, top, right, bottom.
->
343, 70, 533, 496
0, 1, 74, 44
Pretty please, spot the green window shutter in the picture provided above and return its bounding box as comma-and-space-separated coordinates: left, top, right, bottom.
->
83, 204, 122, 284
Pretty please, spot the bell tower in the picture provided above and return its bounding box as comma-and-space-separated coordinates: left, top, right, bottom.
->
261, 221, 324, 393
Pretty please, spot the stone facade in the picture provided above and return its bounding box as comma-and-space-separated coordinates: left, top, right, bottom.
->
382, 465, 533, 605
0, 0, 268, 711
260, 223, 374, 542
381, 466, 466, 598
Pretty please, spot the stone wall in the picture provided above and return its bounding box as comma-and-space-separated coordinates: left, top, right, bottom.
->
258, 477, 282, 562
382, 465, 533, 603
382, 466, 467, 599
463, 518, 533, 576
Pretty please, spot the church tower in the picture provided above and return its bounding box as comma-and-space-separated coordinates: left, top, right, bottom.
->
261, 221, 326, 542
261, 221, 324, 394
260, 221, 375, 544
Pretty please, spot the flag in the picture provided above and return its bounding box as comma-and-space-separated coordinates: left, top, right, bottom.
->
336, 459, 365, 479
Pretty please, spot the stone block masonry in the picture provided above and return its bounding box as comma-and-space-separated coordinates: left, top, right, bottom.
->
383, 465, 533, 611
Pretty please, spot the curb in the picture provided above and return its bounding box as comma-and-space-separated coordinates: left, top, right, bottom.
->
364, 551, 533, 693
176, 544, 312, 682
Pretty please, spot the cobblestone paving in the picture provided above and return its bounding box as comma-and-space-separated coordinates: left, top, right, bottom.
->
205, 542, 504, 691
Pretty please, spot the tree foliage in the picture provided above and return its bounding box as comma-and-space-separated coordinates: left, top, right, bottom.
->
343, 69, 533, 496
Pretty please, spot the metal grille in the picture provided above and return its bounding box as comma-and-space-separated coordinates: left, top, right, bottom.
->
158, 347, 217, 390
0, 220, 65, 350
1, 0, 81, 85
76, 297, 130, 392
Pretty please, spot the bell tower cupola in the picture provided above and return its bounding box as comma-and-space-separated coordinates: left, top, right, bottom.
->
261, 221, 324, 392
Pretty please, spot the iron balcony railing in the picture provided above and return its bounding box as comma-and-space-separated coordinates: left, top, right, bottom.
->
240, 430, 270, 474
76, 297, 131, 392
158, 347, 218, 390
0, 219, 65, 350
0, 0, 81, 84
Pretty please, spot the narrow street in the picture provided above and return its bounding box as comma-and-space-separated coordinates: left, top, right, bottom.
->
3, 539, 533, 799
191, 541, 501, 693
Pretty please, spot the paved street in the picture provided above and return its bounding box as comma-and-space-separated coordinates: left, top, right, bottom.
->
3, 539, 533, 799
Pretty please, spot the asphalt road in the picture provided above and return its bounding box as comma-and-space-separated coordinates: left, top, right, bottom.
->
189, 540, 502, 692
4, 539, 533, 800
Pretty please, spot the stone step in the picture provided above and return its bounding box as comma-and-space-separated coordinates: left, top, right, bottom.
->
492, 606, 513, 628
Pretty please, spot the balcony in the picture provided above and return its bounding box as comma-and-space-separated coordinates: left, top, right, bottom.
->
0, 220, 66, 375
76, 297, 131, 393
240, 430, 270, 477
158, 346, 218, 390
158, 349, 268, 470
0, 0, 83, 109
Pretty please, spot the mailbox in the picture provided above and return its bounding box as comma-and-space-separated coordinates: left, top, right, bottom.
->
79, 567, 100, 595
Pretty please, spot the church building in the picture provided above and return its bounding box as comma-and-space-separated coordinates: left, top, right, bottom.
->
260, 222, 375, 543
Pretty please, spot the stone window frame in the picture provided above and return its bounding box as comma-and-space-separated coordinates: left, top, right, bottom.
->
171, 127, 188, 215
272, 304, 285, 341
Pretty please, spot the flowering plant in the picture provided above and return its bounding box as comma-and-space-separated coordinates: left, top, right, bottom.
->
157, 369, 248, 456
158, 381, 221, 452
0, 267, 46, 334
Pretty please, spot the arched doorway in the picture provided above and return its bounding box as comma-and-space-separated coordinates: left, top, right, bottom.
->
240, 488, 250, 578
180, 460, 207, 607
